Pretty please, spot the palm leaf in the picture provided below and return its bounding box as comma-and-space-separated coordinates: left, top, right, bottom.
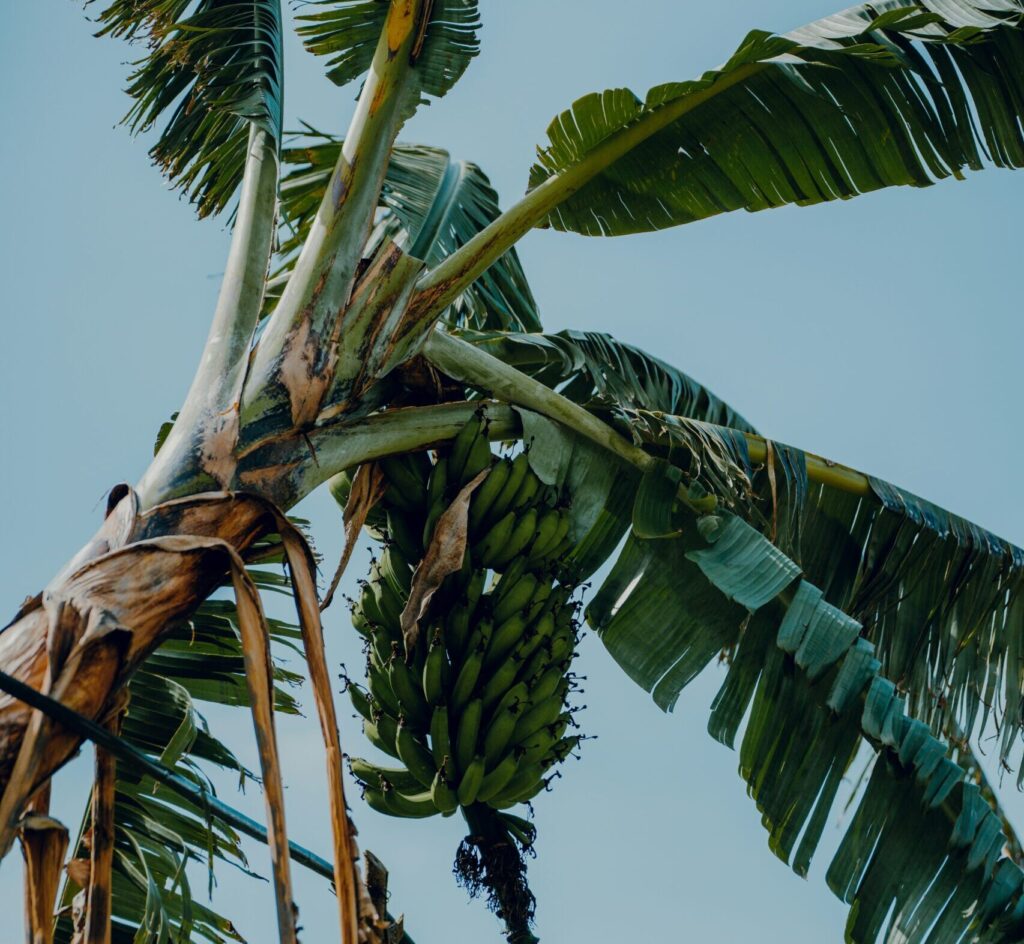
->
297, 0, 480, 105
459, 328, 755, 430
268, 129, 539, 330
90, 0, 284, 217
522, 410, 1024, 942
528, 1, 1024, 236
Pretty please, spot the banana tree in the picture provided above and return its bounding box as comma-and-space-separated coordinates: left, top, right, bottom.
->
4, 1, 1024, 942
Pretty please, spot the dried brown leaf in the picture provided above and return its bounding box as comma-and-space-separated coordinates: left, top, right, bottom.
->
321, 463, 386, 612
400, 469, 488, 652
18, 813, 69, 944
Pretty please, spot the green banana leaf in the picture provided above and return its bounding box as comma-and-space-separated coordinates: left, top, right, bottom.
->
298, 0, 479, 109
518, 406, 1024, 943
529, 1, 1024, 236
90, 0, 285, 217
269, 130, 540, 330
460, 329, 755, 432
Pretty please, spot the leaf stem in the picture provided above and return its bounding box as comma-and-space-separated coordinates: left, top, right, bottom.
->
138, 126, 280, 506
241, 0, 426, 433
420, 330, 715, 513
406, 64, 760, 327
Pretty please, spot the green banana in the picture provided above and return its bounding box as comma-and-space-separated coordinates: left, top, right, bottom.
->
349, 758, 422, 793
449, 415, 483, 485
457, 755, 486, 806
388, 658, 431, 729
379, 455, 428, 512
367, 664, 402, 718
431, 770, 459, 815
455, 699, 483, 773
421, 495, 446, 549
357, 581, 388, 632
445, 600, 472, 659
515, 613, 558, 674
509, 467, 540, 513
396, 721, 438, 788
422, 633, 448, 706
529, 665, 566, 706
491, 572, 539, 626
489, 763, 544, 808
427, 454, 448, 507
469, 458, 510, 534
526, 508, 561, 560
518, 725, 560, 767
430, 705, 452, 771
546, 627, 575, 667
499, 812, 537, 848
537, 512, 570, 562
513, 694, 565, 745
462, 431, 492, 486
351, 604, 372, 638
450, 645, 484, 713
491, 681, 531, 722
364, 716, 400, 759
348, 684, 374, 723
367, 626, 393, 669
374, 786, 439, 819
483, 703, 520, 766
476, 753, 519, 804
480, 656, 523, 713
484, 613, 529, 672
504, 775, 548, 807
523, 582, 553, 625
372, 578, 405, 633
476, 511, 516, 568
485, 452, 529, 526
386, 508, 421, 561
546, 734, 580, 766
464, 568, 486, 615
489, 508, 538, 570
380, 544, 413, 597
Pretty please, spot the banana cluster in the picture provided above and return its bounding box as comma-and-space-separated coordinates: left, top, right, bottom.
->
345, 416, 582, 820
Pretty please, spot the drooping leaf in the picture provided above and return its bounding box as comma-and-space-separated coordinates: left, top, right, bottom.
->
90, 0, 284, 216
56, 564, 306, 942
459, 329, 755, 431
519, 387, 1024, 940
529, 2, 1024, 236
590, 510, 1024, 942
268, 130, 539, 329
297, 0, 480, 105
597, 409, 1024, 767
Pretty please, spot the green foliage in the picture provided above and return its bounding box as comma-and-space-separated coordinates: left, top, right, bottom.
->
518, 402, 1024, 942
297, 0, 480, 103
91, 0, 285, 217
462, 329, 755, 431
529, 2, 1024, 235
269, 130, 539, 329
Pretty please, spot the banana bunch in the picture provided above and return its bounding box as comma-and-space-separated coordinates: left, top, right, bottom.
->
345, 415, 582, 821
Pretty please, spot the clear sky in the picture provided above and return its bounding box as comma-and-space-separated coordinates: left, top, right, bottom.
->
2, 2, 1024, 942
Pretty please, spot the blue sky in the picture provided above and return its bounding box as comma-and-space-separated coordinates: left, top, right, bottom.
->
3, 2, 1024, 942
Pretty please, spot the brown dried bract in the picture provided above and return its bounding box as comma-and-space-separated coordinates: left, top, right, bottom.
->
400, 469, 488, 652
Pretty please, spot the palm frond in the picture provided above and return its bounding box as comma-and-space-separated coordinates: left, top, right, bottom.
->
297, 0, 479, 105
90, 0, 284, 217
624, 414, 1024, 767
460, 328, 755, 430
529, 1, 1024, 236
516, 407, 1024, 943
267, 130, 539, 330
